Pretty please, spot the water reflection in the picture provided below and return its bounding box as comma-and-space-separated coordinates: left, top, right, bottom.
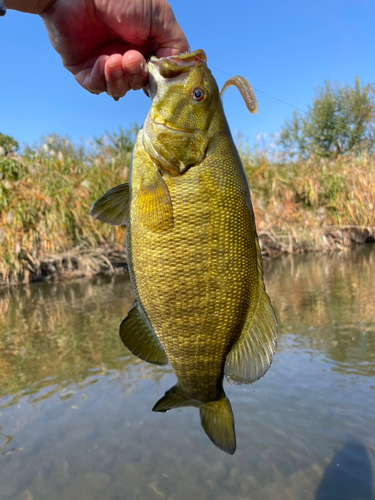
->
264, 245, 375, 377
315, 438, 374, 500
0, 275, 170, 408
0, 245, 374, 499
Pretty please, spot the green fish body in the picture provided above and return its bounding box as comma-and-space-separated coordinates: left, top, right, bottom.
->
91, 50, 277, 454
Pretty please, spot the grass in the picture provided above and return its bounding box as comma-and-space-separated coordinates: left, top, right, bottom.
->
1, 129, 374, 285
242, 147, 375, 255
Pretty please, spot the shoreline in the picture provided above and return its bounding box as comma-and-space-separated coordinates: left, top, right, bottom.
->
1, 229, 374, 288
1, 138, 374, 287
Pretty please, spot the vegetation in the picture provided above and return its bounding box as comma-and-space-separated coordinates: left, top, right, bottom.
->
241, 147, 375, 255
278, 77, 375, 157
0, 132, 19, 156
0, 128, 137, 285
1, 117, 374, 285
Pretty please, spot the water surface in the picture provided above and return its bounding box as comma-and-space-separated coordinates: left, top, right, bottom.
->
1, 245, 375, 500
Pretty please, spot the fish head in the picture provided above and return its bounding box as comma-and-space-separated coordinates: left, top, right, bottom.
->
143, 50, 223, 177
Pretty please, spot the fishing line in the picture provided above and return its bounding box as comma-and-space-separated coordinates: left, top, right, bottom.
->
208, 62, 362, 140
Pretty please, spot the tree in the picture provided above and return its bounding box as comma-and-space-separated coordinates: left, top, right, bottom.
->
278, 77, 375, 157
0, 133, 19, 155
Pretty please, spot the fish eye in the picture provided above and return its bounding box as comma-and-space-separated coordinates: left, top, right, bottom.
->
192, 87, 206, 102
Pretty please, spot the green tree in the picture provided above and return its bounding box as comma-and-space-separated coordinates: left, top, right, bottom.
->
0, 134, 23, 183
278, 77, 375, 157
0, 133, 19, 155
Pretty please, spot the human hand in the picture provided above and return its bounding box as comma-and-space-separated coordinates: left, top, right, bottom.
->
40, 0, 189, 99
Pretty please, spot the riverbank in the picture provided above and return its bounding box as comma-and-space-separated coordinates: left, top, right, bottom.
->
245, 151, 375, 256
1, 134, 374, 285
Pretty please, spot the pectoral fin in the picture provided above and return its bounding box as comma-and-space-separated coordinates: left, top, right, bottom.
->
90, 183, 129, 226
225, 239, 277, 385
119, 302, 168, 366
136, 169, 174, 231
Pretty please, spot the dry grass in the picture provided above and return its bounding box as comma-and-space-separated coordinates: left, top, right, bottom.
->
0, 132, 131, 285
243, 150, 375, 256
1, 130, 374, 285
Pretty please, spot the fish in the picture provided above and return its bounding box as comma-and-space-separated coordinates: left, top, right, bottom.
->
91, 49, 277, 455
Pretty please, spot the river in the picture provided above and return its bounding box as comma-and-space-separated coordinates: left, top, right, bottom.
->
0, 245, 374, 500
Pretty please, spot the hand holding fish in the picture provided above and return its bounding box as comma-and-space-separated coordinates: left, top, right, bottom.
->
3, 0, 189, 98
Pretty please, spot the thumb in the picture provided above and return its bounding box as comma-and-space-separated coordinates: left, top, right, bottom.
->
151, 1, 190, 57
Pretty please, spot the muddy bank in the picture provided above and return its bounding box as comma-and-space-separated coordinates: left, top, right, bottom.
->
2, 231, 374, 287
259, 226, 375, 257
1, 245, 127, 286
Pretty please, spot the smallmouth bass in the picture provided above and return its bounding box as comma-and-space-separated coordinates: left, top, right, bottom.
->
91, 49, 277, 455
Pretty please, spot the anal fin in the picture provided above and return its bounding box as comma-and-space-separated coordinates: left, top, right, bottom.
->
120, 303, 168, 366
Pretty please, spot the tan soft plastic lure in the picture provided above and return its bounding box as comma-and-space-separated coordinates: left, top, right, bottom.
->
221, 75, 258, 115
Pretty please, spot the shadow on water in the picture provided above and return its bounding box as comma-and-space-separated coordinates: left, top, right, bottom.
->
315, 438, 374, 500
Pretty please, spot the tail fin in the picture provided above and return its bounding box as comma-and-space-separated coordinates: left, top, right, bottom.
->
153, 385, 236, 455
199, 396, 236, 455
152, 384, 197, 412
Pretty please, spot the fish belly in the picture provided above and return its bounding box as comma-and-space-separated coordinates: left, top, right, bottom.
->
127, 133, 258, 402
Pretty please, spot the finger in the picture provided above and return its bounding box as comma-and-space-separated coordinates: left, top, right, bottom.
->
153, 1, 190, 57
122, 51, 148, 91
74, 55, 108, 94
104, 54, 131, 99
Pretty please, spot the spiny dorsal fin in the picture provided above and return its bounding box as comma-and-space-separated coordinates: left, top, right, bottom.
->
90, 183, 129, 226
120, 303, 168, 366
224, 238, 277, 385
220, 76, 258, 114
199, 396, 236, 455
136, 168, 174, 232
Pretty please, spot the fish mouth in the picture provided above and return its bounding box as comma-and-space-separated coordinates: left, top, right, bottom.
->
150, 49, 207, 79
152, 116, 195, 134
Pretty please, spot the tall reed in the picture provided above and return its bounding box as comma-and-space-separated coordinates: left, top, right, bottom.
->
1, 129, 374, 285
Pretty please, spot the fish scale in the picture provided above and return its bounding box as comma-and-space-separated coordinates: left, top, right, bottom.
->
128, 130, 255, 400
91, 49, 277, 454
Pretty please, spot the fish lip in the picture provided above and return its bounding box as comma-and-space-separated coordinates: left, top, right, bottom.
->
149, 50, 207, 79
151, 119, 195, 134
149, 49, 207, 68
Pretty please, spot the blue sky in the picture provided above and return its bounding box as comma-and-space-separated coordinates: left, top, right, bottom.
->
0, 0, 374, 149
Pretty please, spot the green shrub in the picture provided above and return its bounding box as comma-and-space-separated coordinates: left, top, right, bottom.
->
279, 77, 375, 157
